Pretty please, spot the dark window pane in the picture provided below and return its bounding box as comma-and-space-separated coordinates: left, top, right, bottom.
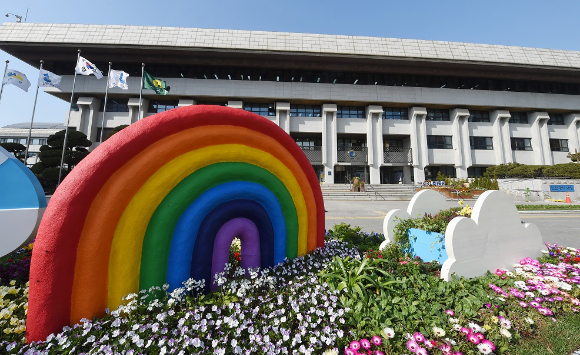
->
382, 107, 409, 120
468, 110, 490, 123
548, 113, 565, 125
244, 103, 276, 116
290, 104, 321, 117
550, 139, 569, 152
427, 135, 453, 149
426, 109, 450, 121
511, 138, 532, 151
148, 100, 179, 113
337, 106, 365, 118
510, 112, 528, 124
470, 136, 493, 150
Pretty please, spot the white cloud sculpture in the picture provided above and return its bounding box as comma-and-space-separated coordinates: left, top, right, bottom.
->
380, 189, 448, 250
441, 190, 543, 281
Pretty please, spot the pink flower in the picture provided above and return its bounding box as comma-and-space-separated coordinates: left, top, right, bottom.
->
519, 301, 528, 308
344, 348, 355, 355
439, 343, 451, 352
476, 332, 485, 340
371, 336, 382, 346
495, 269, 503, 276
445, 309, 455, 316
360, 339, 371, 350
413, 332, 425, 343
375, 352, 385, 355
350, 341, 361, 351
406, 339, 419, 353
538, 307, 554, 316
460, 327, 470, 335
416, 347, 428, 355
467, 332, 480, 345
481, 339, 495, 351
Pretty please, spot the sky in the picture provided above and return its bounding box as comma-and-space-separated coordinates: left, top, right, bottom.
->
1, 0, 580, 126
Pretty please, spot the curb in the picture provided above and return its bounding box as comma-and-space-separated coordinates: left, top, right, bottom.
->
518, 210, 580, 214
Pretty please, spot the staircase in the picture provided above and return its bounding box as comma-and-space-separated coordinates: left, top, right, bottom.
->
321, 184, 417, 201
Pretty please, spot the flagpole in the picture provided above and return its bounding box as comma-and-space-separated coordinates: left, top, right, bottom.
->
24, 60, 43, 166
100, 62, 112, 143
57, 49, 81, 187
138, 63, 144, 120
0, 60, 9, 106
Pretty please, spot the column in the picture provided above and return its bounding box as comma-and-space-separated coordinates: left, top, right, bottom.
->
491, 110, 512, 164
276, 102, 290, 133
450, 108, 470, 178
529, 112, 551, 165
409, 107, 427, 183
76, 97, 100, 147
565, 113, 580, 155
178, 99, 196, 107
366, 105, 383, 184
128, 98, 148, 123
228, 100, 243, 109
322, 104, 337, 184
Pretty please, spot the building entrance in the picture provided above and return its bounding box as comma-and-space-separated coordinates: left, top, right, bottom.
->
334, 165, 369, 184
380, 167, 404, 184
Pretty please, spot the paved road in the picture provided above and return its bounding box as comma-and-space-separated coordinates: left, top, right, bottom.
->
324, 200, 580, 249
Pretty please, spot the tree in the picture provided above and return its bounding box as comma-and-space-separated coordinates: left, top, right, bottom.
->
31, 129, 92, 192
0, 142, 26, 162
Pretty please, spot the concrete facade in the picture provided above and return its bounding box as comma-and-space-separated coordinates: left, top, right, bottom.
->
1, 23, 580, 184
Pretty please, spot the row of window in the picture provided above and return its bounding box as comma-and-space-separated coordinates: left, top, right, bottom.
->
50, 61, 580, 95
82, 98, 573, 125
425, 166, 489, 179
0, 137, 48, 145
427, 135, 569, 152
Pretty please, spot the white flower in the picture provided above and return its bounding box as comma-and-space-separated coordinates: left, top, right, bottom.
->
382, 327, 395, 339
432, 326, 446, 337
500, 328, 511, 338
323, 349, 339, 355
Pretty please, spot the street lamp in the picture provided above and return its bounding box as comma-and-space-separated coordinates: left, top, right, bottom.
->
5, 13, 22, 23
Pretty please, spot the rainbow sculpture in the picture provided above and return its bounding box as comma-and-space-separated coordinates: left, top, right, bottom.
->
26, 105, 325, 342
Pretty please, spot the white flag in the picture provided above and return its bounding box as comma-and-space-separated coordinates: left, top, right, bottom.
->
2, 69, 31, 92
38, 69, 62, 88
75, 56, 103, 79
108, 69, 129, 90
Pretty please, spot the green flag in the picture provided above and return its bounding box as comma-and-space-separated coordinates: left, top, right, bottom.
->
142, 70, 170, 95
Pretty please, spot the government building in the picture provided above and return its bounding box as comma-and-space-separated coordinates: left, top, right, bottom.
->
1, 23, 580, 184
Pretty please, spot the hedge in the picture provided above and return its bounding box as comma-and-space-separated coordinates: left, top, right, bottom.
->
484, 162, 580, 179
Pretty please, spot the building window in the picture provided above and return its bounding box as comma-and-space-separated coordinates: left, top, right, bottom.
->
290, 104, 321, 117
71, 97, 79, 112
510, 112, 528, 124
382, 107, 408, 120
426, 109, 450, 121
470, 136, 493, 150
468, 167, 488, 177
244, 103, 276, 116
337, 106, 365, 118
550, 139, 569, 152
425, 166, 456, 179
100, 99, 130, 112
148, 100, 179, 113
548, 113, 565, 125
0, 137, 27, 144
337, 138, 366, 150
511, 138, 532, 151
294, 137, 321, 149
196, 101, 228, 106
427, 135, 453, 149
468, 110, 490, 122
30, 138, 47, 145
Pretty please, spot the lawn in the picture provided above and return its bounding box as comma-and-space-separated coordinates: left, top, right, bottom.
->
0, 224, 579, 355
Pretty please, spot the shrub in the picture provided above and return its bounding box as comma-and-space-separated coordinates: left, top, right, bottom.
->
485, 163, 580, 179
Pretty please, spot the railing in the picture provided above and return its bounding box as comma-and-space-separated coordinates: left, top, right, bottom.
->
337, 147, 368, 163
365, 184, 386, 201
383, 147, 412, 164
300, 146, 322, 163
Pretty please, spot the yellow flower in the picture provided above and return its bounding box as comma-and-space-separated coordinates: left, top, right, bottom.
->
14, 325, 26, 334
484, 324, 492, 331
458, 200, 464, 206
9, 280, 16, 286
491, 316, 499, 324
3, 327, 12, 334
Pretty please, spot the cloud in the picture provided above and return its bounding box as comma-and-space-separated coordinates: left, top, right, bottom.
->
380, 189, 448, 250
441, 191, 543, 281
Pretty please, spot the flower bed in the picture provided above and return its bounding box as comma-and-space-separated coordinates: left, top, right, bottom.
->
0, 227, 579, 354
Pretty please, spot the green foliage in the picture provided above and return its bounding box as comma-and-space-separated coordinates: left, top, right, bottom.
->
326, 223, 383, 252
435, 171, 447, 182
31, 129, 92, 192
470, 176, 499, 190
485, 162, 580, 179
392, 208, 461, 253
516, 204, 580, 211
0, 142, 26, 162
